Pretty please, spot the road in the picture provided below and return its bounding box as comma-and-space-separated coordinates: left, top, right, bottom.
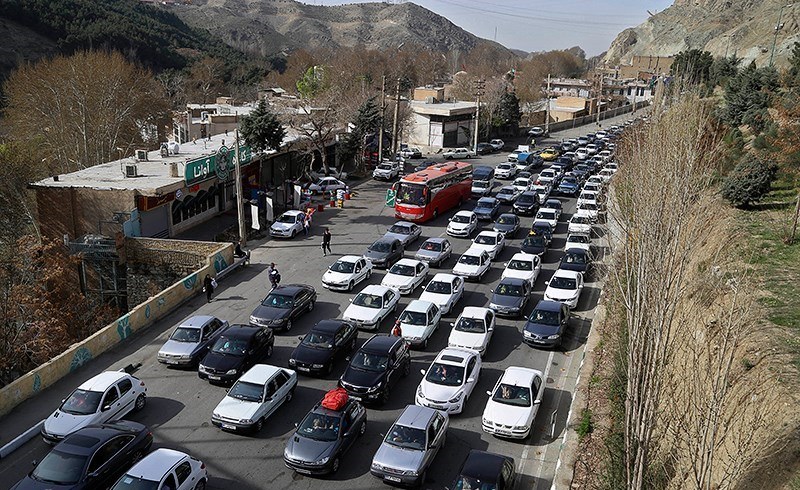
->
0, 114, 632, 489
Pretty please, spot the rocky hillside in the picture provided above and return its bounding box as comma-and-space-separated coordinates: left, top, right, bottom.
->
170, 0, 511, 58
605, 0, 800, 67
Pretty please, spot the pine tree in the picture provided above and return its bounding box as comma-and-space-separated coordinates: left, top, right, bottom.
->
339, 98, 381, 171
721, 158, 778, 208
240, 99, 286, 153
497, 90, 522, 127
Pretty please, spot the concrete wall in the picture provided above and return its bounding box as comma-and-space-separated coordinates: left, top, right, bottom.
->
0, 241, 233, 418
542, 101, 650, 135
36, 186, 137, 241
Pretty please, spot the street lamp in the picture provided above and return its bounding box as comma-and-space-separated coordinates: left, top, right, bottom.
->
770, 3, 793, 67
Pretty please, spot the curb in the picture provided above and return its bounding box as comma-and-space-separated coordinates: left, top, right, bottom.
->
0, 420, 44, 459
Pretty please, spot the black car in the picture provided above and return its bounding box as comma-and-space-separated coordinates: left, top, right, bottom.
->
543, 198, 563, 214
339, 334, 411, 405
530, 221, 554, 245
284, 396, 367, 475
473, 197, 500, 221
492, 213, 520, 237
250, 284, 317, 331
289, 320, 359, 376
199, 325, 274, 384
450, 450, 517, 490
512, 191, 540, 216
521, 233, 548, 256
364, 237, 404, 269
476, 142, 494, 155
559, 247, 592, 276
472, 166, 495, 182
523, 300, 570, 348
12, 421, 153, 490
489, 277, 531, 317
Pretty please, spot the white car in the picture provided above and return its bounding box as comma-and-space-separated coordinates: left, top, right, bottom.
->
322, 255, 373, 292
381, 258, 430, 295
398, 300, 442, 349
605, 162, 619, 173
309, 176, 347, 193
110, 448, 208, 490
583, 182, 603, 195
269, 210, 306, 238
577, 202, 602, 222
598, 168, 614, 183
342, 284, 400, 330
212, 364, 297, 433
443, 147, 475, 159
535, 208, 560, 230
598, 150, 613, 162
536, 169, 557, 186
471, 179, 493, 197
490, 139, 505, 151
585, 144, 599, 155
586, 175, 605, 188
544, 269, 584, 308
575, 148, 589, 160
452, 248, 491, 281
470, 231, 506, 260
507, 150, 522, 162
447, 307, 496, 357
494, 163, 517, 179
416, 347, 481, 414
512, 177, 532, 193
447, 210, 478, 238
310, 168, 348, 181
531, 184, 550, 204
577, 191, 599, 207
565, 233, 592, 253
501, 253, 541, 287
481, 366, 545, 439
41, 371, 147, 444
420, 273, 465, 314
399, 147, 423, 159
568, 212, 593, 234
373, 161, 401, 180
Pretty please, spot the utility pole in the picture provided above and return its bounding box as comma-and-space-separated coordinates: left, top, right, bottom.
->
770, 4, 793, 67
544, 74, 551, 135
391, 77, 401, 155
595, 71, 602, 126
234, 129, 246, 246
473, 78, 485, 152
378, 75, 386, 164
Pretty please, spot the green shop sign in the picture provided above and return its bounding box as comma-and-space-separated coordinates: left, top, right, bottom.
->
184, 144, 253, 185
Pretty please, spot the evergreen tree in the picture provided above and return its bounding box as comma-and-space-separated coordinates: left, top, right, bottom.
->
709, 55, 741, 88
671, 49, 714, 84
239, 99, 286, 153
723, 61, 779, 132
721, 158, 778, 208
786, 42, 800, 88
497, 91, 522, 127
339, 98, 381, 170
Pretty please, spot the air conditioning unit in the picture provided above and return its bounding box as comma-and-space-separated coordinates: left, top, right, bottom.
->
125, 164, 138, 178
169, 162, 179, 178
135, 149, 148, 161
425, 96, 436, 104
201, 111, 209, 121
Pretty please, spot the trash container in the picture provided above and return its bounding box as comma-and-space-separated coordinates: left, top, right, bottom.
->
317, 203, 325, 212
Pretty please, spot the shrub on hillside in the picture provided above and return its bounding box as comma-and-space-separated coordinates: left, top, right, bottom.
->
721, 159, 778, 208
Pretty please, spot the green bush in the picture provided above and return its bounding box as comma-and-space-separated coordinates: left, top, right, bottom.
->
721, 158, 778, 208
576, 409, 594, 440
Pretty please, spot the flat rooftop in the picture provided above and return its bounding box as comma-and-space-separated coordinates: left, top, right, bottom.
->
410, 100, 477, 116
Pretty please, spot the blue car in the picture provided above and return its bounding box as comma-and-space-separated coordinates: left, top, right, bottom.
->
557, 176, 580, 196
523, 300, 570, 348
473, 197, 501, 221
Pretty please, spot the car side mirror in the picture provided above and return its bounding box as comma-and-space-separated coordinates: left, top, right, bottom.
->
297, 335, 304, 341
486, 390, 492, 396
449, 322, 455, 327
31, 460, 37, 467
420, 369, 426, 376
579, 284, 584, 289
294, 422, 299, 428
349, 298, 353, 302
101, 404, 111, 412
467, 377, 475, 384
534, 399, 542, 405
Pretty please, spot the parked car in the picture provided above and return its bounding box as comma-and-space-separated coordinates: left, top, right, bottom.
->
416, 347, 482, 414
363, 237, 404, 269
512, 191, 540, 216
322, 255, 373, 292
370, 405, 448, 487
482, 367, 545, 440
443, 147, 475, 159
399, 147, 423, 159
199, 325, 274, 384
471, 230, 506, 260
476, 142, 494, 155
309, 177, 347, 193
419, 273, 465, 315
473, 197, 501, 221
339, 334, 411, 404
447, 210, 479, 238
559, 247, 593, 277
342, 284, 401, 330
449, 450, 517, 489
284, 394, 367, 475
520, 233, 548, 256
289, 319, 359, 376
41, 372, 147, 445
270, 210, 307, 238
383, 221, 422, 248
489, 277, 531, 317
373, 161, 401, 180
250, 284, 317, 331
452, 248, 491, 281
523, 300, 570, 348
19, 422, 153, 489
397, 300, 442, 349
110, 448, 207, 490
502, 253, 541, 287
489, 139, 505, 151
447, 307, 496, 357
496, 186, 522, 204
381, 258, 430, 295
494, 163, 517, 179
414, 237, 453, 268
211, 364, 297, 433
544, 268, 585, 308
158, 315, 230, 367
528, 126, 545, 137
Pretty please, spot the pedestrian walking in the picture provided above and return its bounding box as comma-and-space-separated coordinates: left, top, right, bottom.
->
268, 263, 281, 290
391, 320, 402, 337
322, 228, 332, 256
203, 274, 216, 302
303, 215, 310, 236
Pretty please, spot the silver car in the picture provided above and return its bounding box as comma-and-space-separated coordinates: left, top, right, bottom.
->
370, 405, 448, 487
157, 315, 230, 366
414, 237, 453, 268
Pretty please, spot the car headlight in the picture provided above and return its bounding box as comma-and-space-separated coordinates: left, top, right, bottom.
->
403, 469, 419, 477
449, 392, 464, 403
482, 417, 491, 425
513, 425, 530, 431
547, 334, 561, 339
199, 365, 208, 373
180, 355, 191, 360
366, 381, 383, 393
288, 358, 297, 366
312, 364, 324, 369
273, 318, 287, 325
316, 456, 330, 465
284, 448, 291, 459
240, 418, 253, 424
226, 369, 238, 375
417, 387, 425, 399
249, 315, 259, 324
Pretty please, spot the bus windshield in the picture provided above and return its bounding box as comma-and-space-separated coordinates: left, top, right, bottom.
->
396, 183, 427, 206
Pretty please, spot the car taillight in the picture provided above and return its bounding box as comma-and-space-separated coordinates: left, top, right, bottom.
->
200, 462, 206, 470
139, 381, 145, 386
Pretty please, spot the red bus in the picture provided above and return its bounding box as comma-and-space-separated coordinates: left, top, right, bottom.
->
392, 161, 473, 222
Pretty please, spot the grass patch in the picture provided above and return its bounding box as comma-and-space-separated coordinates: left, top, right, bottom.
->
576, 409, 594, 440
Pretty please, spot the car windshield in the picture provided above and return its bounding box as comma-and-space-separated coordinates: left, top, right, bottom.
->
301, 331, 334, 349
297, 412, 341, 442
111, 475, 160, 490
495, 283, 525, 297
426, 362, 466, 386
385, 424, 426, 451
330, 260, 355, 273
545, 200, 561, 209
564, 252, 587, 265
581, 203, 598, 210
498, 188, 514, 196
399, 310, 427, 326
32, 450, 87, 485
498, 164, 512, 170
508, 259, 532, 271
211, 336, 248, 356
493, 383, 533, 407
228, 380, 264, 402
262, 293, 293, 309
537, 211, 555, 220
517, 194, 534, 204
389, 224, 411, 235
352, 293, 382, 308
573, 216, 590, 224
389, 264, 416, 277
455, 317, 486, 333
474, 234, 496, 245
459, 254, 481, 266
452, 214, 472, 224
421, 241, 442, 252
497, 215, 515, 225
563, 177, 578, 184
351, 351, 388, 372
426, 281, 452, 294
378, 164, 393, 170
523, 236, 547, 247
170, 327, 200, 343
369, 241, 391, 253
473, 181, 489, 189
533, 224, 551, 235
568, 235, 590, 244
277, 213, 297, 224
551, 276, 578, 289
61, 389, 102, 415
541, 171, 555, 178
529, 308, 560, 326
396, 183, 427, 206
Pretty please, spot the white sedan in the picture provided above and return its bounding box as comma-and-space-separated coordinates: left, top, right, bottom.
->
470, 231, 506, 260
308, 176, 347, 193
568, 212, 593, 235
565, 233, 592, 253
397, 300, 442, 349
544, 269, 585, 308
481, 366, 545, 439
535, 208, 560, 230
443, 147, 475, 159
501, 253, 541, 287
447, 307, 496, 357
447, 210, 478, 238
111, 448, 208, 490
577, 191, 599, 207
381, 258, 429, 295
416, 347, 482, 414
420, 273, 465, 315
494, 163, 517, 179
512, 177, 532, 193
41, 371, 147, 445
321, 255, 373, 292
212, 364, 297, 433
342, 284, 400, 330
269, 210, 306, 238
452, 248, 491, 281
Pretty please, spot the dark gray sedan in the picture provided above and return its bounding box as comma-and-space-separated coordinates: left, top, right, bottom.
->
364, 237, 404, 268
414, 237, 453, 268
249, 284, 317, 331
157, 315, 230, 366
492, 213, 520, 237
488, 277, 531, 318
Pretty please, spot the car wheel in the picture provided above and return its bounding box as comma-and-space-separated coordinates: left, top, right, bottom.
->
254, 418, 264, 432
380, 387, 391, 405
421, 337, 428, 350
433, 208, 439, 219
134, 394, 146, 412
266, 344, 274, 358
286, 388, 295, 402
331, 456, 341, 474
308, 300, 315, 312
285, 320, 293, 331
347, 280, 354, 292
359, 420, 367, 436
193, 481, 206, 490
291, 230, 296, 238
325, 363, 333, 375
402, 360, 411, 377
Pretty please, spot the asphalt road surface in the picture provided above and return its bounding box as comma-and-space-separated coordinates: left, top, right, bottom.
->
0, 113, 634, 490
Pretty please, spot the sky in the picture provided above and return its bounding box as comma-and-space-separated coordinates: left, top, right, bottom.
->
307, 0, 674, 56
